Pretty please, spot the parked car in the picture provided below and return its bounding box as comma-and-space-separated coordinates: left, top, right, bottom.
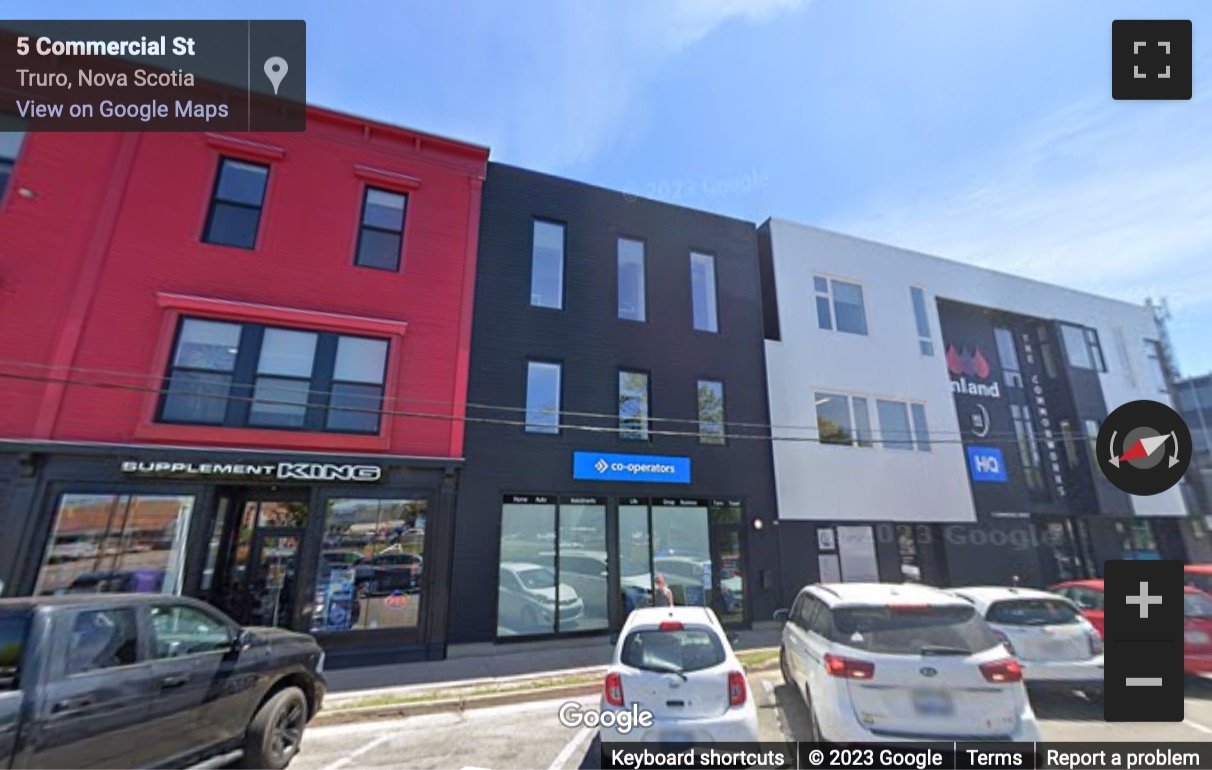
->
948, 586, 1103, 700
367, 551, 422, 595
498, 562, 583, 633
1052, 578, 1212, 676
1183, 564, 1212, 596
0, 594, 325, 769
320, 550, 375, 593
600, 606, 758, 742
60, 569, 166, 595
1049, 579, 1106, 637
775, 583, 1040, 743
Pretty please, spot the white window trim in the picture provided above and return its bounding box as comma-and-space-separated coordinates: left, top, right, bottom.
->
813, 273, 868, 336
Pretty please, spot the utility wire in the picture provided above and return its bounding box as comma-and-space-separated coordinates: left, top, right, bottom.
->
0, 368, 1105, 449
0, 357, 1091, 441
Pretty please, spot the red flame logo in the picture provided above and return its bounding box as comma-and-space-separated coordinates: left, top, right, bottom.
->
946, 344, 992, 379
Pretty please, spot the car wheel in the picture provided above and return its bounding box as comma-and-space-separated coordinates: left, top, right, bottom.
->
779, 647, 791, 685
240, 686, 308, 770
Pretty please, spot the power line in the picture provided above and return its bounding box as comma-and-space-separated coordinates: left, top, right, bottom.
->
0, 368, 1107, 450
0, 357, 1089, 441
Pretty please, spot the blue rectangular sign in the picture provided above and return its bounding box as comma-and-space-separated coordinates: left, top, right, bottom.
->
967, 446, 1008, 483
572, 451, 691, 484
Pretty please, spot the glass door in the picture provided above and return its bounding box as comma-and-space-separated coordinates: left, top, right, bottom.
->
709, 501, 746, 626
247, 528, 304, 628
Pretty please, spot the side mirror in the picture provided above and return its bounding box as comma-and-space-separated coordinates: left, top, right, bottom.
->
728, 633, 741, 646
773, 608, 789, 623
230, 629, 253, 652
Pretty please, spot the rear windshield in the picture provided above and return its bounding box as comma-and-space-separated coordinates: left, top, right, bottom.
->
0, 612, 30, 691
830, 605, 998, 656
621, 627, 726, 673
986, 599, 1080, 626
1185, 592, 1212, 618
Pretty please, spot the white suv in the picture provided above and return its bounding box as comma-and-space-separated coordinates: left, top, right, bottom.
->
948, 586, 1103, 700
777, 583, 1040, 743
599, 606, 759, 742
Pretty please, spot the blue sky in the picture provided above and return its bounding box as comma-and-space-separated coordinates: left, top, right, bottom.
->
18, 0, 1212, 374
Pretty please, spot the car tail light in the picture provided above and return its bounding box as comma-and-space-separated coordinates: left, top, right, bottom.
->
728, 671, 747, 706
604, 672, 624, 707
824, 653, 875, 680
980, 658, 1023, 684
992, 630, 1017, 656
1088, 631, 1104, 656
658, 621, 684, 631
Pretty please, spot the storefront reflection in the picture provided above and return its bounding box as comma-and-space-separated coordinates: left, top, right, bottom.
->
35, 494, 194, 597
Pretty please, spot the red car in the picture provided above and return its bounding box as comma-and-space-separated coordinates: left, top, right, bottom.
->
1051, 578, 1212, 674
1184, 564, 1212, 596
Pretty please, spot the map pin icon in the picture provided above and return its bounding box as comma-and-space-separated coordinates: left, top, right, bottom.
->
264, 56, 288, 95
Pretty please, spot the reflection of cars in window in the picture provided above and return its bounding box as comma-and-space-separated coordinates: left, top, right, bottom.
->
367, 551, 423, 595
654, 556, 710, 606
498, 562, 583, 633
58, 569, 167, 595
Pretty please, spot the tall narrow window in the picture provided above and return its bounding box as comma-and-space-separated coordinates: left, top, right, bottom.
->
161, 319, 242, 424
876, 400, 913, 451
697, 380, 725, 444
525, 361, 562, 434
910, 287, 933, 356
249, 328, 318, 428
1012, 404, 1045, 491
814, 276, 867, 335
618, 238, 646, 321
691, 252, 718, 332
354, 187, 407, 271
0, 129, 26, 198
619, 370, 650, 440
203, 157, 269, 249
1060, 323, 1105, 372
910, 403, 930, 452
994, 327, 1024, 388
530, 220, 564, 309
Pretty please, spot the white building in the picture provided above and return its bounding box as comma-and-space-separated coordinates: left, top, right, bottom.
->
758, 219, 1197, 590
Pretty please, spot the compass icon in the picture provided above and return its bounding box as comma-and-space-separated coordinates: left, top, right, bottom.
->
1097, 399, 1192, 495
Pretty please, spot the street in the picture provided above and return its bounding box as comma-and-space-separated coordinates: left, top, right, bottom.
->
292, 671, 1212, 770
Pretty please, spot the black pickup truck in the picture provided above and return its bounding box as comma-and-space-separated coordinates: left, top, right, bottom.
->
0, 594, 326, 769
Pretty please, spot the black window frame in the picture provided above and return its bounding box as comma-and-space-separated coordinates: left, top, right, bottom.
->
617, 235, 648, 323
690, 250, 720, 333
524, 358, 563, 435
696, 378, 726, 445
529, 219, 566, 310
201, 156, 270, 250
0, 123, 27, 203
353, 185, 408, 272
1059, 323, 1107, 373
618, 368, 651, 441
157, 316, 389, 435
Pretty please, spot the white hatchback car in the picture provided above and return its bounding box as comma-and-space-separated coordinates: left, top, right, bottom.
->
778, 583, 1040, 743
599, 606, 759, 742
949, 587, 1104, 699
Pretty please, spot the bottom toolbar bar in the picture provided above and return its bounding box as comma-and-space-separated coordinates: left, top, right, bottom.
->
600, 742, 1212, 770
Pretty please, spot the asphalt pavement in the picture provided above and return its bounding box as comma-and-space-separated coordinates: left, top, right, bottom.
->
292, 672, 1212, 770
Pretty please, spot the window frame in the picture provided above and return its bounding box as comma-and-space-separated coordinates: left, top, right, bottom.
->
696, 378, 726, 445
201, 156, 270, 250
149, 602, 236, 660
529, 219, 566, 310
59, 607, 145, 678
617, 235, 648, 323
524, 359, 563, 435
813, 275, 868, 336
1059, 323, 1108, 373
353, 185, 409, 272
0, 124, 28, 208
690, 250, 720, 333
909, 286, 933, 356
618, 368, 651, 441
157, 315, 390, 436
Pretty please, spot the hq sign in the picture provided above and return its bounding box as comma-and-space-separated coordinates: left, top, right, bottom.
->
967, 446, 1008, 483
572, 452, 691, 484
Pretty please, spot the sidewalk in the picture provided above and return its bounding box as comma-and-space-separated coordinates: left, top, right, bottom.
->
324, 622, 783, 695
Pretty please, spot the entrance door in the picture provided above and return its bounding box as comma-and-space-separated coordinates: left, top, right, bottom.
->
205, 492, 310, 629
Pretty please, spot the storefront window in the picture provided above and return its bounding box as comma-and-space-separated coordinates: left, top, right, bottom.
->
1118, 520, 1161, 560
652, 504, 711, 608
497, 498, 557, 636
556, 501, 608, 633
618, 501, 653, 620
35, 494, 194, 597
312, 498, 427, 634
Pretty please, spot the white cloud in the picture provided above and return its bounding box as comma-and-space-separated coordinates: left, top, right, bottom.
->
822, 56, 1212, 369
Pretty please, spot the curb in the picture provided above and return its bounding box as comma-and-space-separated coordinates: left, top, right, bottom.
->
314, 659, 782, 726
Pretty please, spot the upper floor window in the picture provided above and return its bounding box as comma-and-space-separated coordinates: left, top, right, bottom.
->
1060, 323, 1107, 372
697, 379, 725, 444
203, 158, 268, 249
530, 220, 564, 309
691, 252, 719, 333
814, 276, 867, 335
159, 317, 388, 434
525, 360, 562, 434
0, 129, 26, 199
619, 370, 650, 440
815, 392, 872, 448
993, 327, 1024, 388
909, 287, 933, 356
618, 238, 647, 322
355, 187, 407, 271
1145, 340, 1169, 393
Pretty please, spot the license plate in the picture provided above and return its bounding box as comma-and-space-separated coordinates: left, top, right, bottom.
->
912, 689, 954, 717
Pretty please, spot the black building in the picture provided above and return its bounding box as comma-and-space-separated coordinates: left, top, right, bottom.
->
449, 163, 780, 644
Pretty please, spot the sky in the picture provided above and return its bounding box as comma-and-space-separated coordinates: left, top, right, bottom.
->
16, 0, 1212, 374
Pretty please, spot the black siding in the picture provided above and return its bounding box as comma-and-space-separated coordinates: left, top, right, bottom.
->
450, 163, 779, 644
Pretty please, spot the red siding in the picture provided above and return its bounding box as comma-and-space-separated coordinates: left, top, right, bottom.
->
0, 110, 488, 459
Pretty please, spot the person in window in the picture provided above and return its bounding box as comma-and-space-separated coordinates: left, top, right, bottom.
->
654, 574, 674, 607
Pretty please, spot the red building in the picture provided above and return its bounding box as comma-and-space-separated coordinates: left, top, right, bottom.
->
0, 110, 488, 662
